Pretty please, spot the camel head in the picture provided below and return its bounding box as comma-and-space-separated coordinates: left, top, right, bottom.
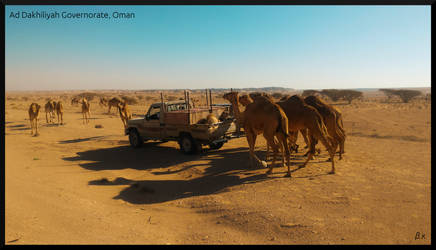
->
239, 94, 253, 106
223, 91, 239, 103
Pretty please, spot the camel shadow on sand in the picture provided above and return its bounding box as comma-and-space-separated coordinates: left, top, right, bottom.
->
63, 143, 332, 205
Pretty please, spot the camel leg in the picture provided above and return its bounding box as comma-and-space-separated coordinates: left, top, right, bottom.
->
61, 113, 63, 125
30, 119, 34, 135
265, 134, 279, 175
317, 135, 336, 174
34, 120, 39, 136
246, 131, 256, 168
246, 131, 266, 169
276, 132, 291, 177
301, 129, 310, 148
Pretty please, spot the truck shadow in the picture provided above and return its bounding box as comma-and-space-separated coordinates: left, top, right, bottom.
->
63, 144, 275, 204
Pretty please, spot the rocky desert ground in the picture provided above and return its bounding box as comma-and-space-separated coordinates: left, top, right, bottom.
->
4, 89, 431, 244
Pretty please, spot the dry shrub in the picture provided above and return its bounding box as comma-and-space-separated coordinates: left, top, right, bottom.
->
380, 89, 422, 103
120, 95, 139, 105
271, 92, 283, 99
75, 92, 98, 101
166, 95, 178, 101
301, 89, 320, 97
341, 90, 363, 104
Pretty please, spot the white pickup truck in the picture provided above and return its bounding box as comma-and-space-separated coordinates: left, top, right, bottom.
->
125, 99, 238, 154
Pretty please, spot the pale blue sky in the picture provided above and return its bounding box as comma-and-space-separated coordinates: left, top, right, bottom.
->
5, 5, 431, 91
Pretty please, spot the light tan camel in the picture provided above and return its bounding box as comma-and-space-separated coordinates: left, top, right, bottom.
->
108, 97, 123, 114
223, 91, 291, 177
304, 95, 346, 159
99, 97, 108, 107
80, 98, 91, 124
44, 100, 56, 124
55, 101, 64, 125
117, 101, 132, 128
196, 113, 219, 125
28, 103, 41, 136
277, 95, 337, 174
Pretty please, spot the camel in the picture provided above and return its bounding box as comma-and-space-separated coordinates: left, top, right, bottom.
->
197, 113, 219, 125
71, 97, 80, 106
44, 100, 56, 124
107, 97, 123, 114
28, 103, 41, 136
276, 95, 337, 174
99, 97, 108, 107
239, 94, 300, 156
80, 98, 91, 124
55, 101, 64, 125
117, 101, 132, 128
304, 95, 346, 159
223, 91, 291, 177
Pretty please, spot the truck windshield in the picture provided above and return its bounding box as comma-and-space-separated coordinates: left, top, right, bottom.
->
148, 106, 161, 120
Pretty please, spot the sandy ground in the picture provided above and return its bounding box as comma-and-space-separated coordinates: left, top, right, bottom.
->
4, 92, 431, 244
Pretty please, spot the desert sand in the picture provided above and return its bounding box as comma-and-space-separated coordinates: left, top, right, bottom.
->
4, 89, 431, 244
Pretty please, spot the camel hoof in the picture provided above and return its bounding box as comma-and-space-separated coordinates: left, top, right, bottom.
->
298, 165, 306, 169
326, 158, 332, 162
266, 169, 272, 175
328, 170, 335, 175
284, 172, 291, 178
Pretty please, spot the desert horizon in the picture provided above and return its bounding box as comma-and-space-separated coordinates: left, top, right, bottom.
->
5, 86, 431, 244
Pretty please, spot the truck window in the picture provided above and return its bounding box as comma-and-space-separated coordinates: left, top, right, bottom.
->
148, 106, 161, 120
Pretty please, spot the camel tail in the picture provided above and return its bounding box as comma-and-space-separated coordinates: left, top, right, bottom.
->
316, 112, 334, 145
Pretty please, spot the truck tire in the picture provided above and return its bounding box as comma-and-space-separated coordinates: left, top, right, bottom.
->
129, 129, 143, 148
179, 134, 198, 154
209, 142, 224, 150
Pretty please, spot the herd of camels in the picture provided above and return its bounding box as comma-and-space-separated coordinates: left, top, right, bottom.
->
27, 96, 132, 136
222, 91, 346, 177
27, 90, 345, 178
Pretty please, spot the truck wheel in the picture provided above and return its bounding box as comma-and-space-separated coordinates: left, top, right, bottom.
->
129, 129, 143, 148
179, 134, 198, 154
209, 142, 224, 150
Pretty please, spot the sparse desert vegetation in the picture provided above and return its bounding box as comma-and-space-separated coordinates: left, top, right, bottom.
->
5, 87, 431, 244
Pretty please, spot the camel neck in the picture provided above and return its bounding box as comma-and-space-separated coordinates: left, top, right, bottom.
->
230, 95, 244, 126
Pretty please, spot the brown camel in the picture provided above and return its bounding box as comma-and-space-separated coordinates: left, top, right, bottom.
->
55, 101, 64, 125
28, 103, 41, 136
44, 100, 56, 124
223, 91, 291, 177
239, 94, 299, 156
117, 101, 132, 128
304, 95, 346, 159
71, 97, 80, 106
276, 95, 337, 174
107, 97, 123, 114
80, 98, 91, 124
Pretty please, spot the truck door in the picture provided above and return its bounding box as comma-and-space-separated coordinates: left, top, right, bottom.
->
143, 104, 163, 139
